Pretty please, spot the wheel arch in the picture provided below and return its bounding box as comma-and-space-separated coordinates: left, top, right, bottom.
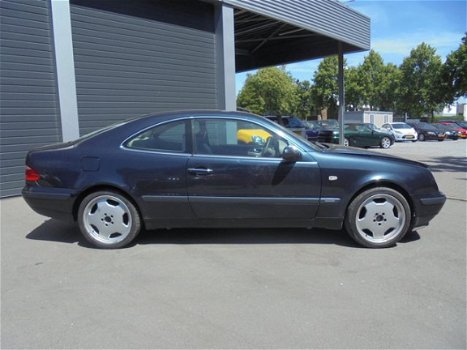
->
347, 180, 415, 224
72, 184, 144, 228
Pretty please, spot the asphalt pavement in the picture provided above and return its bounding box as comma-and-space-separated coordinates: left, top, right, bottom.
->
1, 139, 466, 349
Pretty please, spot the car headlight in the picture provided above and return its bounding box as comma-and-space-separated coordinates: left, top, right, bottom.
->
427, 131, 435, 135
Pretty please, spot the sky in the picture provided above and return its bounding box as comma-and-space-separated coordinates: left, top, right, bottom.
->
235, 0, 467, 95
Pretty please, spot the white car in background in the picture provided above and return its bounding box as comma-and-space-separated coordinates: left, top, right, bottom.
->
382, 122, 418, 142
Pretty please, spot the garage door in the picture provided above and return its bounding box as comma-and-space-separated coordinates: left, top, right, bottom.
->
70, 0, 218, 136
0, 0, 62, 197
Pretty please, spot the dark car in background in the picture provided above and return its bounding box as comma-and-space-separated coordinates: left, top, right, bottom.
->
22, 110, 445, 249
439, 120, 467, 139
314, 119, 339, 143
406, 121, 445, 141
432, 123, 460, 140
317, 122, 394, 149
266, 116, 319, 141
342, 123, 395, 148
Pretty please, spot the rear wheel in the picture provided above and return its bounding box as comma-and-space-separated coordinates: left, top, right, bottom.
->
380, 137, 392, 149
345, 187, 411, 248
78, 190, 141, 249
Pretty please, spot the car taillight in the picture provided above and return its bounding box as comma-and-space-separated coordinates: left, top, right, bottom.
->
25, 166, 40, 182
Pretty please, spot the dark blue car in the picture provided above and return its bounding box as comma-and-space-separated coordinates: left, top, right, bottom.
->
266, 116, 320, 141
23, 111, 445, 249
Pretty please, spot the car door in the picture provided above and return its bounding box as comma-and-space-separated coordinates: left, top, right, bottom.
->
357, 124, 379, 146
186, 117, 321, 222
122, 119, 194, 224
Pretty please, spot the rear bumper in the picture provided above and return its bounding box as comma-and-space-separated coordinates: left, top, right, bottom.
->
22, 186, 76, 221
412, 192, 446, 228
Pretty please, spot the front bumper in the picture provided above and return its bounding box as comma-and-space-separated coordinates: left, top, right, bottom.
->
22, 186, 76, 221
394, 133, 417, 141
412, 192, 446, 228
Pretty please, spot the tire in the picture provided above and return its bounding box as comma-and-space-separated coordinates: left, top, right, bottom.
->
78, 190, 141, 249
344, 187, 411, 248
380, 137, 391, 149
344, 138, 350, 147
418, 133, 425, 141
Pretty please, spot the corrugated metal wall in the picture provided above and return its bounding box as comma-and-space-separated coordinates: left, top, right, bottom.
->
70, 0, 219, 136
0, 0, 62, 197
224, 0, 370, 50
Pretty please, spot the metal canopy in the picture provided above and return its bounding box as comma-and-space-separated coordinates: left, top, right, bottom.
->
221, 0, 370, 72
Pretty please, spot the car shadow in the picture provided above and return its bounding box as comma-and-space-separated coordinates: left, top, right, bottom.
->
421, 156, 467, 173
26, 219, 421, 249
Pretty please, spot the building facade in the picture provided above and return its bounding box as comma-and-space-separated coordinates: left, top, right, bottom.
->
0, 0, 370, 197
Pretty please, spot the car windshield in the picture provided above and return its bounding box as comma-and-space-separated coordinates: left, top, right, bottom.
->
392, 123, 411, 129
418, 122, 437, 131
457, 121, 467, 128
286, 117, 306, 128
70, 119, 132, 144
318, 119, 338, 128
305, 121, 319, 128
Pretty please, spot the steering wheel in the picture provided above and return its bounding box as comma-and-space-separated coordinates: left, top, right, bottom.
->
261, 136, 278, 157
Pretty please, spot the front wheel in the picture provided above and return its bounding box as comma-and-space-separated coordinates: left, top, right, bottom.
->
78, 190, 141, 249
345, 187, 411, 248
380, 137, 392, 149
418, 133, 425, 141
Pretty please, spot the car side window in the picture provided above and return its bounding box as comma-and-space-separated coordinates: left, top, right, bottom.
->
193, 119, 288, 158
125, 120, 188, 153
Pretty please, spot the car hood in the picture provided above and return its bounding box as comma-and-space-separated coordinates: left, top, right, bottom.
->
320, 144, 428, 168
394, 128, 415, 132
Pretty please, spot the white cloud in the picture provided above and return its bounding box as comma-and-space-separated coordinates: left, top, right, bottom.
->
372, 32, 461, 57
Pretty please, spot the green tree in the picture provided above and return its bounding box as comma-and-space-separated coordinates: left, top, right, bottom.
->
379, 63, 402, 112
359, 50, 385, 110
237, 67, 299, 115
345, 65, 364, 111
399, 43, 444, 118
442, 34, 467, 102
311, 56, 345, 118
295, 79, 315, 118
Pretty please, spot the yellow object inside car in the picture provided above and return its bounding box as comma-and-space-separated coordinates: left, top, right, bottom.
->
237, 129, 272, 144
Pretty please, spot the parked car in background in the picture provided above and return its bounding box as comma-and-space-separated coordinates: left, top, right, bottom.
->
438, 120, 467, 139
341, 123, 395, 149
315, 119, 339, 143
317, 122, 395, 148
432, 123, 460, 140
381, 122, 418, 142
406, 122, 446, 141
266, 116, 319, 142
22, 110, 446, 249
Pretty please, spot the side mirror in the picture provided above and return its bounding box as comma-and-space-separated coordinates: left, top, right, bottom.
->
282, 146, 302, 162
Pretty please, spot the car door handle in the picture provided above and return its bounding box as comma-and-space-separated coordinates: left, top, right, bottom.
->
188, 167, 214, 175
